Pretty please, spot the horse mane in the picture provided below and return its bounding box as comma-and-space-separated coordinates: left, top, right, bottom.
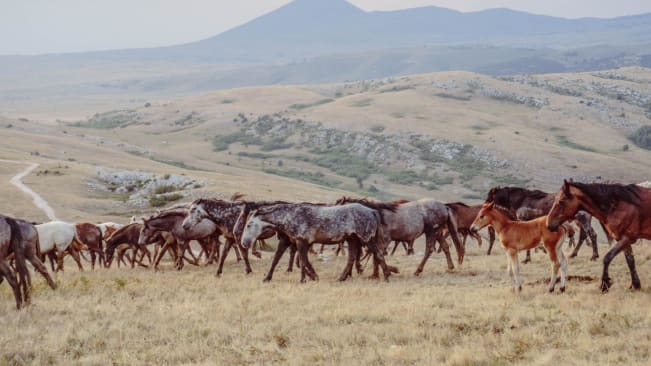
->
570, 182, 641, 213
446, 202, 469, 208
148, 210, 186, 220
335, 196, 399, 212
392, 199, 410, 205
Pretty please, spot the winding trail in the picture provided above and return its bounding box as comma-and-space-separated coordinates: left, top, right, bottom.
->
1, 159, 58, 220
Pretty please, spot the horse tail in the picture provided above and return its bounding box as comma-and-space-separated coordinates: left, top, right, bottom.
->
445, 207, 465, 265
372, 210, 388, 254
8, 218, 31, 304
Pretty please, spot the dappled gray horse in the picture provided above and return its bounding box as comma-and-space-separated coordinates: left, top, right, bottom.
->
239, 202, 394, 282
181, 198, 288, 277
336, 197, 464, 275
1, 214, 56, 309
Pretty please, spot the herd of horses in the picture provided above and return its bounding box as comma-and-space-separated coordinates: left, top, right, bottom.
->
1, 180, 650, 310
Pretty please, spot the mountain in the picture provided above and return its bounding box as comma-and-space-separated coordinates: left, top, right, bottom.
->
147, 0, 651, 63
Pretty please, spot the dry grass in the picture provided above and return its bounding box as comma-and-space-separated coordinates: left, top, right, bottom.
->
2, 241, 651, 365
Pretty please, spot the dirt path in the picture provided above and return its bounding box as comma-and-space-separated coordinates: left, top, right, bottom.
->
1, 159, 58, 220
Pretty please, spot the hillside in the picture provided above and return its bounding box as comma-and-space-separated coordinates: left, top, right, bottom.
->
2, 0, 651, 116
2, 68, 650, 223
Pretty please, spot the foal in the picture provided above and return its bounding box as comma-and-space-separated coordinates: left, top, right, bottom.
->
471, 202, 568, 292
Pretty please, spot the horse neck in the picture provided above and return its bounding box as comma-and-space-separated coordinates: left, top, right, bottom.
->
485, 209, 512, 232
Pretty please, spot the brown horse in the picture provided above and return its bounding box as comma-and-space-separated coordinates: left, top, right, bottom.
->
547, 180, 651, 292
1, 215, 57, 309
445, 202, 496, 251
74, 223, 105, 270
486, 186, 602, 261
138, 210, 223, 270
105, 223, 168, 269
472, 203, 568, 292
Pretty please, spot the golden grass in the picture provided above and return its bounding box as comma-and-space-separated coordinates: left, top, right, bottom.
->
2, 241, 651, 365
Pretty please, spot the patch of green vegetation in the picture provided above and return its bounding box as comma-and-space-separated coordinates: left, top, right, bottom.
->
237, 151, 276, 159
471, 124, 491, 131
68, 110, 138, 129
379, 85, 415, 93
303, 149, 376, 182
221, 99, 236, 104
262, 168, 341, 187
289, 98, 334, 110
260, 137, 294, 151
548, 126, 565, 132
386, 170, 422, 185
370, 124, 386, 133
434, 93, 472, 101
462, 193, 484, 200
628, 125, 651, 150
153, 184, 180, 195
556, 135, 597, 153
390, 112, 405, 119
350, 98, 373, 108
150, 157, 205, 171
149, 193, 184, 207
213, 131, 263, 151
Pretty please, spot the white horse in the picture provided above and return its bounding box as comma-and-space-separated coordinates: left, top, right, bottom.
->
35, 221, 83, 271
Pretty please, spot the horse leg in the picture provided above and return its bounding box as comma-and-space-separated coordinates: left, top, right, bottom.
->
263, 237, 290, 282
297, 242, 309, 283
414, 234, 435, 276
69, 247, 84, 272
623, 245, 641, 290
0, 260, 23, 309
240, 243, 253, 274
232, 243, 242, 262
24, 245, 57, 290
600, 238, 634, 292
215, 239, 232, 277
369, 241, 391, 281
338, 239, 358, 281
547, 240, 560, 293
487, 227, 496, 255
570, 227, 587, 258
287, 243, 296, 272
471, 232, 482, 248
506, 253, 515, 291
558, 242, 567, 293
439, 236, 455, 271
251, 241, 262, 259
512, 250, 522, 292
523, 249, 531, 264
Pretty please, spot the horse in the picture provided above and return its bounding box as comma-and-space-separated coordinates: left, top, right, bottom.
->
73, 223, 105, 269
138, 210, 223, 270
445, 202, 496, 252
547, 180, 651, 292
1, 215, 57, 309
237, 202, 394, 282
335, 197, 464, 276
472, 202, 568, 292
105, 223, 165, 269
182, 198, 290, 278
485, 186, 603, 261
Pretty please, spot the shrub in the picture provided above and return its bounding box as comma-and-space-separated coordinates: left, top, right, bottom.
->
628, 126, 651, 150
153, 184, 179, 195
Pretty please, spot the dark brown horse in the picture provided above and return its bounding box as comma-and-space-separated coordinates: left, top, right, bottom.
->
486, 186, 602, 261
445, 202, 496, 252
1, 215, 56, 309
547, 180, 651, 292
138, 210, 223, 270
104, 223, 163, 268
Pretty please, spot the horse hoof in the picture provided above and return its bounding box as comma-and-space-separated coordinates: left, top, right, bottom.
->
413, 271, 421, 277
590, 255, 599, 261
252, 252, 262, 259
548, 287, 554, 293
560, 287, 566, 293
262, 277, 271, 283
630, 282, 641, 290
600, 279, 612, 293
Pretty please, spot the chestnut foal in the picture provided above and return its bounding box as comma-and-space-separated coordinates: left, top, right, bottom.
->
471, 202, 567, 292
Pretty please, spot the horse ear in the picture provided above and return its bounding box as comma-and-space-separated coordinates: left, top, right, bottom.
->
486, 202, 494, 209
563, 180, 572, 196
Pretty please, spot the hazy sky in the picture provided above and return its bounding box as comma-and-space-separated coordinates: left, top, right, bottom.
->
2, 0, 651, 55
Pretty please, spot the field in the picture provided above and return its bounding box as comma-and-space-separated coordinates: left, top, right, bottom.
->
2, 241, 651, 365
1, 67, 651, 365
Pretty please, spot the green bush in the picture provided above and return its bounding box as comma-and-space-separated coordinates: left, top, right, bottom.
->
149, 193, 183, 207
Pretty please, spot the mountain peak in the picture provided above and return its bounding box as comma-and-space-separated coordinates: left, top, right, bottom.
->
276, 0, 365, 16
